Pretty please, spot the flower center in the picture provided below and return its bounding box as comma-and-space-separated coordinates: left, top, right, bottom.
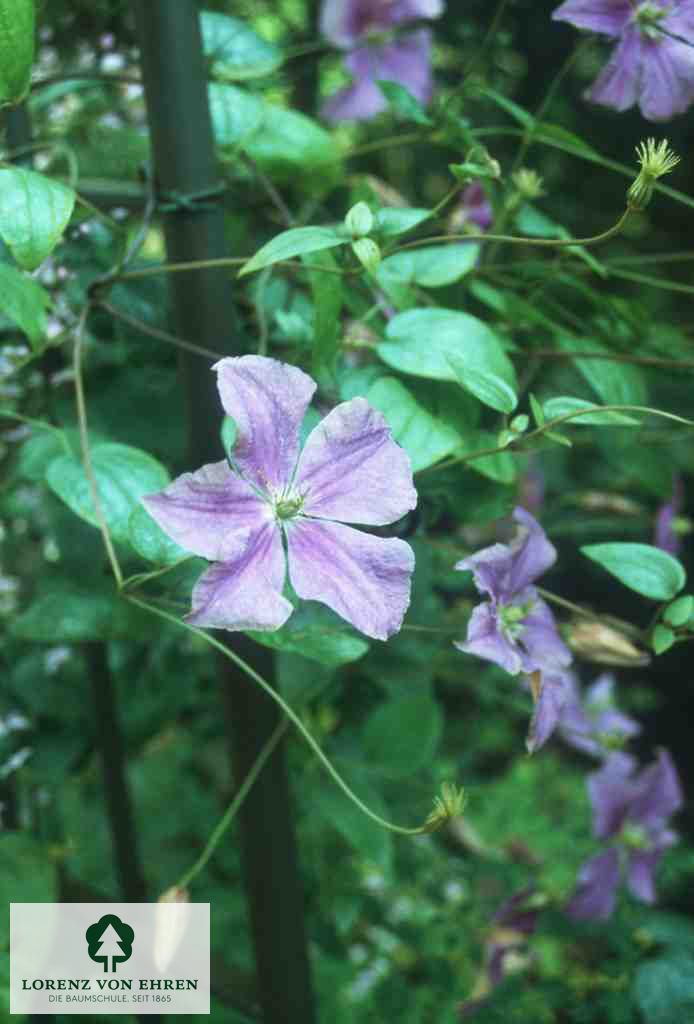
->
621, 823, 650, 850
499, 600, 532, 640
634, 2, 668, 39
272, 491, 304, 521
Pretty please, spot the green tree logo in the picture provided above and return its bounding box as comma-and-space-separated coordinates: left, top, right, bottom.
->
85, 914, 134, 973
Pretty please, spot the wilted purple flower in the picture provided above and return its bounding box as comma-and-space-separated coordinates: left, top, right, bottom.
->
654, 476, 684, 555
448, 181, 494, 234
552, 0, 694, 121
459, 888, 541, 1017
320, 0, 444, 121
142, 356, 417, 640
455, 507, 572, 678
567, 749, 683, 920
559, 672, 641, 758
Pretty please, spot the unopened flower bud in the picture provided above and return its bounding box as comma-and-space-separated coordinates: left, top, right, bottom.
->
568, 619, 650, 666
422, 782, 466, 833
511, 169, 545, 200
627, 138, 680, 211
345, 201, 374, 238
449, 146, 501, 184
154, 886, 190, 971
352, 237, 381, 274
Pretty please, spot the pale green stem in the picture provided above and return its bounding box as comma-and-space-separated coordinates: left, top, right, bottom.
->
176, 719, 289, 891
73, 305, 123, 587
125, 593, 428, 837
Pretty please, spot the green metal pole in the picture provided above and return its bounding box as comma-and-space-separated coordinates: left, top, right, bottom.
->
133, 5, 315, 1022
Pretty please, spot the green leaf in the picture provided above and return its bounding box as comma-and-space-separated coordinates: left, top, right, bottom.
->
210, 84, 339, 186
361, 693, 443, 779
467, 430, 517, 484
366, 376, 463, 472
248, 603, 369, 667
11, 580, 147, 642
239, 226, 346, 277
581, 543, 686, 601
46, 443, 170, 547
306, 250, 343, 379
558, 336, 648, 407
0, 0, 34, 107
634, 953, 694, 1024
529, 392, 545, 426
200, 10, 282, 81
377, 243, 480, 307
209, 81, 264, 144
0, 168, 76, 269
543, 396, 640, 426
663, 595, 694, 627
374, 207, 430, 237
376, 79, 432, 124
652, 624, 676, 655
128, 504, 190, 566
447, 351, 518, 414
378, 310, 517, 411
0, 261, 50, 348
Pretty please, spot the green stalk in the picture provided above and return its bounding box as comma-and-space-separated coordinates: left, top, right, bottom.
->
133, 5, 315, 1021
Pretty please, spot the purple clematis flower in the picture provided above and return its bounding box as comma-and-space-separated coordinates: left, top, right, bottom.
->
552, 0, 694, 121
455, 507, 572, 678
559, 672, 641, 758
654, 476, 684, 555
567, 749, 683, 920
142, 355, 417, 640
320, 0, 444, 122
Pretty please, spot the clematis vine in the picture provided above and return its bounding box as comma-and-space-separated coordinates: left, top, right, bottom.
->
142, 355, 417, 640
559, 671, 641, 758
552, 0, 694, 121
320, 0, 444, 122
567, 749, 683, 919
454, 507, 572, 680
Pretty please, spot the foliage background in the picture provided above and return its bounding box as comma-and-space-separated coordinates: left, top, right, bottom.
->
2, 1, 694, 1022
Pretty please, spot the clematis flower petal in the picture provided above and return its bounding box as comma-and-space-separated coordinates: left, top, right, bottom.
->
322, 32, 433, 122
295, 397, 417, 526
585, 27, 642, 111
455, 602, 524, 675
627, 836, 676, 904
321, 0, 443, 49
141, 461, 270, 561
566, 847, 621, 920
640, 35, 694, 120
456, 509, 558, 601
506, 508, 558, 593
214, 355, 316, 493
588, 752, 637, 839
560, 673, 640, 757
552, 0, 631, 37
519, 596, 573, 672
186, 521, 293, 632
526, 670, 571, 753
629, 749, 684, 828
285, 517, 414, 640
